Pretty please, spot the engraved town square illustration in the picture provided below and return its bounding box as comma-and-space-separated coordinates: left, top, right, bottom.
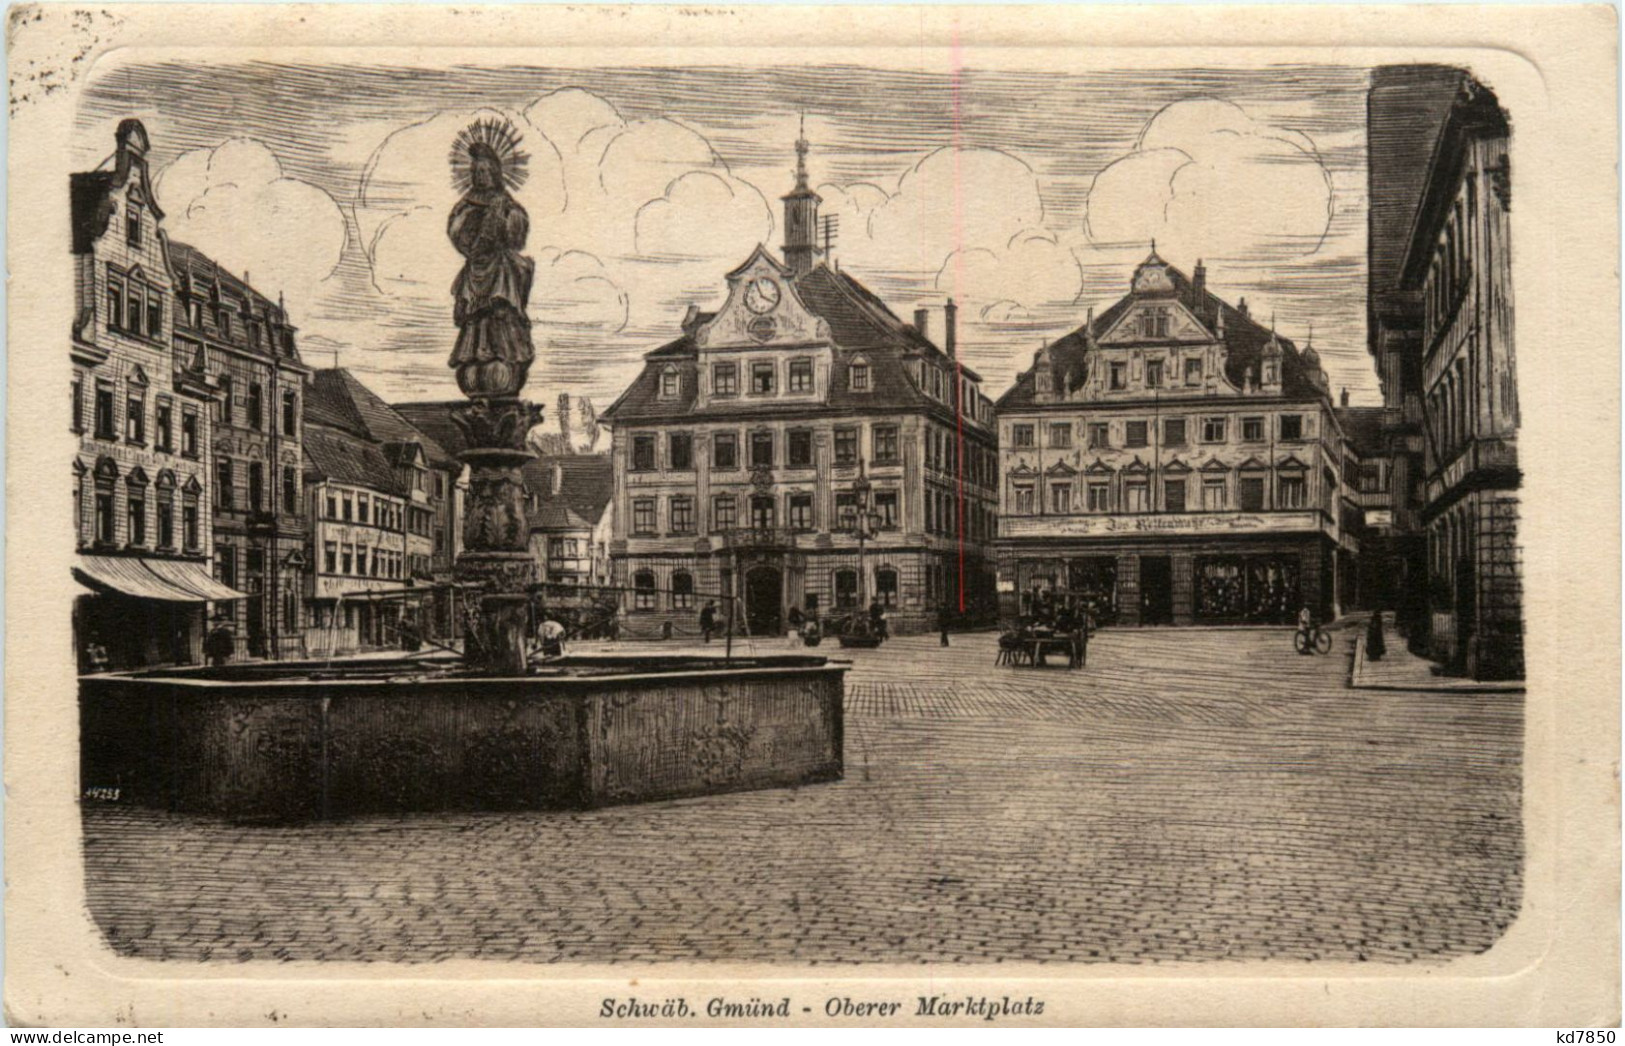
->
70, 57, 1523, 965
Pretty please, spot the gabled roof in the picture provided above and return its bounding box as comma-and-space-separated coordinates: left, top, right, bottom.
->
166, 240, 302, 365
71, 120, 164, 255
302, 425, 405, 496
521, 454, 614, 530
1334, 406, 1389, 456
996, 254, 1322, 410
601, 258, 979, 426
307, 369, 453, 468
389, 401, 470, 459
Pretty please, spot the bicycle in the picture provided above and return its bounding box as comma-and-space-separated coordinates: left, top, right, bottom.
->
1294, 623, 1333, 655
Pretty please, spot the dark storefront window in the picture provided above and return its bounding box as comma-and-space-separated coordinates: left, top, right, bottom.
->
834, 569, 858, 608
1194, 555, 1299, 624
1068, 557, 1118, 625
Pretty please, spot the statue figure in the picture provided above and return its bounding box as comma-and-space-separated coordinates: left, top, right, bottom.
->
448, 118, 535, 398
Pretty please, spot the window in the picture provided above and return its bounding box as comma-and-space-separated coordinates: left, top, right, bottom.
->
1049, 423, 1072, 448
872, 424, 899, 464
660, 367, 680, 398
127, 493, 146, 545
1242, 417, 1264, 442
248, 462, 264, 511
1201, 417, 1227, 443
633, 571, 656, 611
357, 494, 369, 524
835, 491, 859, 529
671, 572, 694, 610
157, 497, 174, 548
849, 360, 870, 391
668, 433, 693, 470
631, 434, 656, 471
874, 491, 898, 529
1203, 478, 1227, 510
713, 362, 738, 396
749, 431, 774, 468
1013, 484, 1035, 515
93, 383, 115, 440
218, 376, 233, 425
1142, 307, 1170, 338
1011, 424, 1035, 449
1185, 357, 1204, 385
788, 429, 813, 467
1050, 482, 1072, 514
834, 569, 859, 608
216, 459, 234, 509
751, 361, 776, 395
788, 493, 813, 530
1125, 421, 1148, 448
325, 492, 338, 519
94, 489, 115, 545
1278, 474, 1307, 508
106, 279, 124, 332
1088, 423, 1110, 450
750, 495, 776, 529
155, 400, 173, 452
1164, 479, 1187, 512
875, 568, 899, 608
1086, 482, 1109, 512
1126, 480, 1150, 512
181, 410, 199, 457
283, 467, 298, 514
282, 391, 298, 436
1146, 359, 1163, 388
217, 546, 238, 588
1239, 476, 1265, 511
1110, 362, 1127, 390
125, 394, 145, 444
632, 498, 656, 535
356, 546, 368, 577
669, 496, 695, 534
126, 286, 145, 336
834, 427, 858, 465
72, 377, 84, 434
1279, 414, 1304, 441
712, 431, 738, 469
126, 207, 142, 247
182, 502, 199, 550
711, 494, 736, 532
146, 295, 162, 339
789, 358, 813, 392
1163, 418, 1186, 446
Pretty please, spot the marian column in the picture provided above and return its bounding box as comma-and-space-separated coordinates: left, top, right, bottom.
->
446, 118, 541, 675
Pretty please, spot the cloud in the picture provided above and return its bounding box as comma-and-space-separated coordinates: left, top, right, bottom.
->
936, 230, 1084, 312
154, 138, 347, 310
633, 170, 773, 261
530, 247, 629, 337
1084, 97, 1333, 261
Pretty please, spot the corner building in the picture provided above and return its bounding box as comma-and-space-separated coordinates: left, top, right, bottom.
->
601, 135, 999, 636
993, 252, 1362, 626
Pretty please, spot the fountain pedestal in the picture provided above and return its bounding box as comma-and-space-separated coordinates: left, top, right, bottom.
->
451, 397, 540, 675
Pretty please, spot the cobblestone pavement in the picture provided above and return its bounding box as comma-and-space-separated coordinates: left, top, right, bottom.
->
82, 626, 1523, 964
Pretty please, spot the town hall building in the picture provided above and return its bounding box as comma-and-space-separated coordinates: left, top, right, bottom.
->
600, 130, 999, 636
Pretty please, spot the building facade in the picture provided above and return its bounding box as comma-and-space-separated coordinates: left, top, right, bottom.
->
993, 252, 1361, 626
303, 369, 454, 653
168, 242, 310, 660
523, 454, 615, 591
70, 119, 234, 672
390, 400, 473, 640
600, 134, 999, 636
1397, 75, 1521, 679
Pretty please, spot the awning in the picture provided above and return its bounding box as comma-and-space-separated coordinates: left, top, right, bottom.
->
73, 555, 248, 603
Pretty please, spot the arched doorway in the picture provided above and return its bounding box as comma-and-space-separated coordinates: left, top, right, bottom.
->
746, 566, 783, 635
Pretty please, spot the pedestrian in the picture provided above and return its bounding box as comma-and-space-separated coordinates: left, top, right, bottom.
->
787, 605, 805, 632
938, 602, 951, 647
1366, 609, 1387, 661
699, 600, 717, 643
204, 622, 235, 667
868, 597, 885, 637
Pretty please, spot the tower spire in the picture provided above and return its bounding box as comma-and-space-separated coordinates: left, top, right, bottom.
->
794, 112, 810, 192
781, 112, 823, 276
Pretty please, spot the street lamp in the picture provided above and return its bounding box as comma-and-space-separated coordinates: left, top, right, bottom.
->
843, 461, 883, 612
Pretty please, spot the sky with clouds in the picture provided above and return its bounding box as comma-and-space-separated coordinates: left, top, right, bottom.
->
77, 61, 1377, 407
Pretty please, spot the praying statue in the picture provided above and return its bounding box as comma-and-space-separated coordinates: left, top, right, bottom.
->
448, 117, 535, 398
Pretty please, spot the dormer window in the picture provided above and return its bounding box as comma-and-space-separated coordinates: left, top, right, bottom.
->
849, 357, 871, 392
126, 207, 142, 247
1141, 307, 1169, 339
660, 366, 680, 398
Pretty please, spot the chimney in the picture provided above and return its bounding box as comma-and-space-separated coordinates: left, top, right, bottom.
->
914, 307, 930, 340
1340, 387, 1350, 408
1193, 259, 1206, 296
552, 461, 564, 498
681, 304, 702, 330
944, 298, 958, 359
1237, 297, 1249, 319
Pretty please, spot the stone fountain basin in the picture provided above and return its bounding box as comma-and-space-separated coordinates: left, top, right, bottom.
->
80, 655, 845, 821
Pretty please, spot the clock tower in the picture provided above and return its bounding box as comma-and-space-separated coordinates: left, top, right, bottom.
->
781, 115, 822, 277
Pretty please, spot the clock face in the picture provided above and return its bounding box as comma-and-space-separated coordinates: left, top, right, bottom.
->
743, 276, 782, 315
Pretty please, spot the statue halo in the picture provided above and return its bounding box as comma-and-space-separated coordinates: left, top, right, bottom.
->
449, 116, 530, 194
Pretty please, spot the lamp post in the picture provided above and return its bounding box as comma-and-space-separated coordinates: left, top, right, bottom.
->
844, 461, 883, 614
